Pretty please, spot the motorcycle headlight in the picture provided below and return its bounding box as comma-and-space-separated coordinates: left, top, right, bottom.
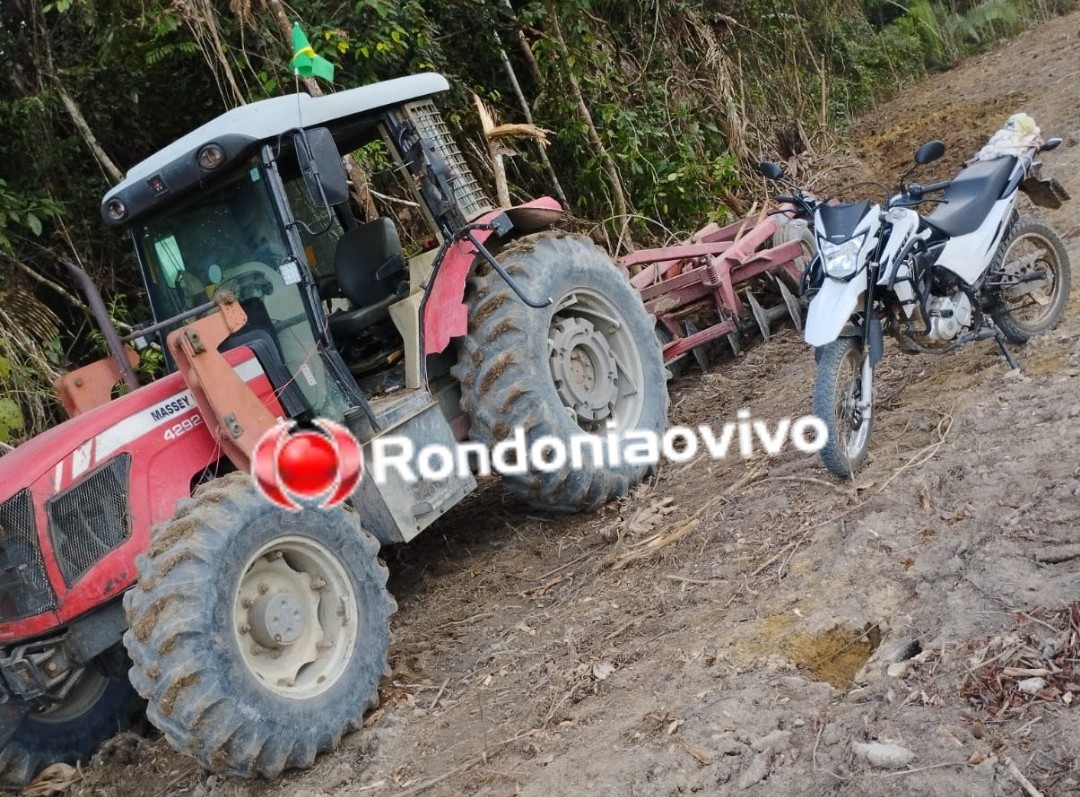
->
819, 234, 865, 280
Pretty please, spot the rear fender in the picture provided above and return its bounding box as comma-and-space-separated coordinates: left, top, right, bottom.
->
420, 197, 564, 359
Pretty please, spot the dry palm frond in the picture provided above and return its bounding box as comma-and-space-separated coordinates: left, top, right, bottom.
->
4, 286, 61, 343
0, 282, 65, 446
486, 122, 551, 147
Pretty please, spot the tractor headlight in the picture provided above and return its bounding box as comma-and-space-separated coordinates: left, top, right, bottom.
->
105, 198, 127, 220
819, 234, 865, 280
197, 143, 226, 170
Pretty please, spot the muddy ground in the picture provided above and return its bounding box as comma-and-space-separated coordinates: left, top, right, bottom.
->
40, 9, 1080, 797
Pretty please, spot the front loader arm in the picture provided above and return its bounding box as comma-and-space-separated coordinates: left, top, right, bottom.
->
165, 293, 279, 474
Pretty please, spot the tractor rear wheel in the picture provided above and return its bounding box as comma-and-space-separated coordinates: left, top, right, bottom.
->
453, 233, 669, 512
121, 473, 394, 779
0, 654, 142, 792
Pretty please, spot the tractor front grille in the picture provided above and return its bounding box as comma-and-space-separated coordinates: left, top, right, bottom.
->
46, 454, 132, 587
0, 490, 56, 622
406, 99, 493, 220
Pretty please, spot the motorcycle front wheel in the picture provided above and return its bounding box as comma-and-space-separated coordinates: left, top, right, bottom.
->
812, 338, 873, 478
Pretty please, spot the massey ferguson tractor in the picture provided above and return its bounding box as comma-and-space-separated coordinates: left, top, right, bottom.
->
0, 72, 669, 789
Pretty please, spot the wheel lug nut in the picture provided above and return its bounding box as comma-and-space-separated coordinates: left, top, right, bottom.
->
257, 582, 269, 594
241, 597, 253, 608
238, 623, 250, 634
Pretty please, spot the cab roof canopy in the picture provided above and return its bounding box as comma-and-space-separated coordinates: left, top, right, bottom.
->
100, 72, 450, 226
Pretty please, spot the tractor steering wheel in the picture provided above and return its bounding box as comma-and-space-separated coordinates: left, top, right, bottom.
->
214, 270, 275, 303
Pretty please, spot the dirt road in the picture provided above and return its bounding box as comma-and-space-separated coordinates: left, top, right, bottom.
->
64, 9, 1080, 797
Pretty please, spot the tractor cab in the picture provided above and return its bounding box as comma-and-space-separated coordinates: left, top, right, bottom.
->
101, 73, 493, 427
95, 73, 518, 544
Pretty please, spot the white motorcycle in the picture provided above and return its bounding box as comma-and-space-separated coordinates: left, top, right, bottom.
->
759, 114, 1071, 478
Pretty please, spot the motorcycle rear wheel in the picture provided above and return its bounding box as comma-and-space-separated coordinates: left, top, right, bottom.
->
812, 338, 873, 479
989, 217, 1071, 343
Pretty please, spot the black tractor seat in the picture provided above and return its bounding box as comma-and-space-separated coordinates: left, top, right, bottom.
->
328, 217, 408, 341
923, 155, 1017, 238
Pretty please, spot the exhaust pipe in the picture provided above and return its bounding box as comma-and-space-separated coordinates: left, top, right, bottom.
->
57, 259, 140, 392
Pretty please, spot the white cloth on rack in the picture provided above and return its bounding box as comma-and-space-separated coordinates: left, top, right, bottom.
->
969, 113, 1041, 163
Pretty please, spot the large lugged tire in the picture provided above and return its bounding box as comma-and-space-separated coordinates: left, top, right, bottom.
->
453, 232, 669, 512
812, 338, 873, 479
988, 216, 1071, 343
772, 215, 817, 275
122, 472, 394, 779
0, 658, 142, 792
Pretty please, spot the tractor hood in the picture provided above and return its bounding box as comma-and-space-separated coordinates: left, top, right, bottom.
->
100, 72, 451, 227
0, 349, 270, 506
0, 369, 192, 504
0, 349, 277, 643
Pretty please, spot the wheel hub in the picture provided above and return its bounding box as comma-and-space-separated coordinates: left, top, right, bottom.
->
248, 591, 306, 648
548, 316, 619, 424
233, 545, 348, 696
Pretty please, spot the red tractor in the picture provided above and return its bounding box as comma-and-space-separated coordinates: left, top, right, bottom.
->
0, 73, 669, 789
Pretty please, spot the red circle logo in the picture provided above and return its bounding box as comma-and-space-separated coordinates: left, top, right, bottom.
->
251, 419, 363, 511
278, 432, 339, 496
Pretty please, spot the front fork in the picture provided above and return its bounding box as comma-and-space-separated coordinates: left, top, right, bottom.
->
856, 263, 883, 422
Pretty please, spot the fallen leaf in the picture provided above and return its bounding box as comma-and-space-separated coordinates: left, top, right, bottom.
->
22, 764, 81, 797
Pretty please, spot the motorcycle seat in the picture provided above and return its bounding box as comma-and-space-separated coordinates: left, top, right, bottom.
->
923, 155, 1017, 237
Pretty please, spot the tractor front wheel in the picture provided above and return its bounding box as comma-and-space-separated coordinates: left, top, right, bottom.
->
454, 233, 669, 512
122, 473, 394, 779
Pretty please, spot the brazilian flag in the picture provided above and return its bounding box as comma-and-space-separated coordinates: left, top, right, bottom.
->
290, 22, 335, 83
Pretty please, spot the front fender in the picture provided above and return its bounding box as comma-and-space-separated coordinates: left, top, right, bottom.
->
421, 197, 564, 357
804, 276, 866, 347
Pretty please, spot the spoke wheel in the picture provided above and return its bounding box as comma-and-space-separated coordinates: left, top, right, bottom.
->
813, 338, 873, 478
989, 216, 1071, 343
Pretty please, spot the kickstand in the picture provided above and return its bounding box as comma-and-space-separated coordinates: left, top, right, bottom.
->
995, 331, 1022, 371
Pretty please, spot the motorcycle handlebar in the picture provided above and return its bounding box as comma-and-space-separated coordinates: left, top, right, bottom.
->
901, 179, 951, 204
920, 180, 951, 193
774, 193, 818, 214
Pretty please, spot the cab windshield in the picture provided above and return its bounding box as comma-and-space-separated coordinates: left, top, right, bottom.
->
134, 161, 348, 417
137, 164, 288, 319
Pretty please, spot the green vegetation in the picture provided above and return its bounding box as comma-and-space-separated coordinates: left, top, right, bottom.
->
0, 0, 1072, 446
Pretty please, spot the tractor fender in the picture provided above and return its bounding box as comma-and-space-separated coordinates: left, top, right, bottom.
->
421, 197, 564, 357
